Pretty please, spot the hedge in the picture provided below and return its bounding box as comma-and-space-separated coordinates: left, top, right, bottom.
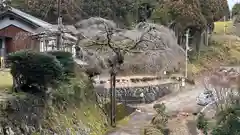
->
7, 50, 64, 92
47, 51, 75, 76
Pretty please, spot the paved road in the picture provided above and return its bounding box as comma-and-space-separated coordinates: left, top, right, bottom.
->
161, 86, 203, 113
106, 85, 204, 135
107, 111, 154, 135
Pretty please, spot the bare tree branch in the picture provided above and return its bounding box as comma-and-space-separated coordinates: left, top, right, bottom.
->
203, 67, 240, 110
75, 17, 185, 75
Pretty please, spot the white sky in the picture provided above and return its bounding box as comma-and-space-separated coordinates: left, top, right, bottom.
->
228, 0, 240, 10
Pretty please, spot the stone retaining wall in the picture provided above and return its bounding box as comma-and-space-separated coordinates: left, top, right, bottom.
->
96, 82, 180, 104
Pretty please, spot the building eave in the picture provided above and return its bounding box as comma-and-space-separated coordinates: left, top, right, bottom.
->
0, 11, 39, 28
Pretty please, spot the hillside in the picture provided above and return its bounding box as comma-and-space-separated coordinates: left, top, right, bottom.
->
188, 21, 240, 77
0, 1, 236, 134
0, 71, 108, 135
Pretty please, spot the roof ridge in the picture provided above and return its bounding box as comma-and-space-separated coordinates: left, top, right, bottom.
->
8, 6, 53, 28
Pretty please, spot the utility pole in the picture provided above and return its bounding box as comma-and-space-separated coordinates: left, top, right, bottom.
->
185, 29, 189, 79
182, 29, 189, 87
230, 11, 232, 21
56, 0, 62, 50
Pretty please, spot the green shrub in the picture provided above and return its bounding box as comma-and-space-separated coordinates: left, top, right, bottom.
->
7, 50, 64, 92
146, 103, 169, 135
153, 103, 167, 114
211, 104, 240, 135
47, 51, 74, 76
196, 113, 208, 135
52, 77, 94, 109
144, 124, 163, 135
151, 114, 168, 128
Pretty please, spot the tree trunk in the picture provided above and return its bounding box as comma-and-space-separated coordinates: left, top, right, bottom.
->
194, 31, 202, 59
110, 73, 114, 126
112, 74, 116, 127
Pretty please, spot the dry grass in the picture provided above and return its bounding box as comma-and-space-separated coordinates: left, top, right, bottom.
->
188, 21, 237, 77
0, 70, 12, 91
214, 21, 233, 34
44, 102, 108, 135
188, 34, 240, 77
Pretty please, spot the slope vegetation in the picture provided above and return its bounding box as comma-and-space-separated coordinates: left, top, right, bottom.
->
188, 21, 240, 77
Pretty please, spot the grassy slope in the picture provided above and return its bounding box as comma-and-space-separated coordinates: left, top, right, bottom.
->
0, 70, 12, 91
1, 21, 237, 135
37, 73, 109, 135
0, 71, 108, 135
213, 21, 233, 34
45, 101, 108, 135
188, 21, 240, 77
0, 71, 133, 135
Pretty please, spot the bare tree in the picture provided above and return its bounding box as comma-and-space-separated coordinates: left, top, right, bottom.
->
203, 67, 240, 110
76, 19, 152, 126
75, 17, 185, 75
74, 17, 186, 126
